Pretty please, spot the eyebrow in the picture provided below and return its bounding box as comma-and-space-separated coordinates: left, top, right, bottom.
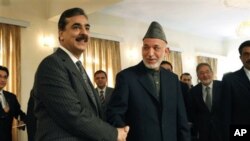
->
72, 23, 90, 28
86, 23, 90, 28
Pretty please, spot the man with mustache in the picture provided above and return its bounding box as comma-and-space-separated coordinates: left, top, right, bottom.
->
107, 21, 190, 141
33, 7, 128, 141
221, 40, 250, 141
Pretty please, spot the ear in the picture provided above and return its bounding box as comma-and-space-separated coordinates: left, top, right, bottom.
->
59, 31, 63, 41
239, 55, 242, 61
164, 47, 170, 59
165, 47, 170, 54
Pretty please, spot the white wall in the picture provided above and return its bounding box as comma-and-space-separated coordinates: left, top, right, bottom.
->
1, 3, 246, 141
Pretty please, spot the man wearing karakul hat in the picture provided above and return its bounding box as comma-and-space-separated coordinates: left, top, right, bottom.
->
107, 21, 191, 141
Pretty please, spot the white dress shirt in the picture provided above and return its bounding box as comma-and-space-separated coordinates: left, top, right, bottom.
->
97, 87, 107, 97
0, 90, 8, 108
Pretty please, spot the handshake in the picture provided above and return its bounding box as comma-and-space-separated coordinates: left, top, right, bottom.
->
117, 126, 130, 141
12, 120, 26, 130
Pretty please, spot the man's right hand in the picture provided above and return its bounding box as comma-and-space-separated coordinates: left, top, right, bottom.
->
117, 126, 129, 141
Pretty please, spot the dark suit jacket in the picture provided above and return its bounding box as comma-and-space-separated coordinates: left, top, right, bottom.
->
221, 67, 250, 141
188, 80, 222, 141
0, 90, 26, 141
107, 61, 190, 141
180, 82, 189, 113
33, 48, 117, 141
26, 89, 36, 141
104, 87, 114, 104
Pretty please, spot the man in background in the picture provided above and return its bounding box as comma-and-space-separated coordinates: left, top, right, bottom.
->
180, 72, 193, 89
188, 63, 222, 141
0, 65, 26, 141
33, 7, 128, 141
108, 21, 190, 141
221, 40, 250, 141
160, 60, 173, 71
94, 70, 114, 120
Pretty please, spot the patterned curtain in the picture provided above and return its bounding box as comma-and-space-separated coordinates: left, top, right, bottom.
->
82, 37, 121, 87
165, 50, 183, 77
197, 56, 217, 79
0, 23, 21, 141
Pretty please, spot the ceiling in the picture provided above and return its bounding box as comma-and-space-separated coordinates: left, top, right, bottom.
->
2, 0, 250, 40
97, 0, 250, 40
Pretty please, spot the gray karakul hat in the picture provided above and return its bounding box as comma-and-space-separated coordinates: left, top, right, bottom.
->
143, 21, 167, 43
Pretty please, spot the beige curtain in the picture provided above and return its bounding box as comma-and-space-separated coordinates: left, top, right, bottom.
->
165, 50, 183, 77
0, 23, 21, 141
82, 37, 121, 87
197, 56, 217, 79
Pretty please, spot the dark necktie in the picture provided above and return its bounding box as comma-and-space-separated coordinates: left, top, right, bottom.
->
76, 61, 97, 107
205, 87, 212, 111
152, 71, 160, 98
99, 90, 105, 105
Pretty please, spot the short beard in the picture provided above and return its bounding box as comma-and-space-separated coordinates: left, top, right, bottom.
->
143, 57, 164, 70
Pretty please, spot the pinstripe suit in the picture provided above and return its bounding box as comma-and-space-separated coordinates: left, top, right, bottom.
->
33, 48, 117, 141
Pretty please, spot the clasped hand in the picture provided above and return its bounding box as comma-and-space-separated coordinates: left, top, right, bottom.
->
117, 126, 129, 141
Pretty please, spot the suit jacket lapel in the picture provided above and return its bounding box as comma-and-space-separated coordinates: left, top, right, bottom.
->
160, 68, 172, 110
105, 87, 112, 102
56, 48, 99, 113
212, 81, 220, 112
238, 68, 250, 91
195, 84, 210, 111
137, 62, 159, 102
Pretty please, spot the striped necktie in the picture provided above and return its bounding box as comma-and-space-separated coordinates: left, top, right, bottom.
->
76, 61, 97, 107
99, 90, 105, 105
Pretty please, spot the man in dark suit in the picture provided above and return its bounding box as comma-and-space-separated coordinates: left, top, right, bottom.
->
188, 63, 222, 141
33, 7, 128, 141
107, 21, 190, 141
0, 65, 26, 141
94, 70, 114, 120
221, 40, 250, 141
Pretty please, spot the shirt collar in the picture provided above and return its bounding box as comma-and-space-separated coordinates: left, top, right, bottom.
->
97, 87, 107, 92
244, 67, 250, 81
59, 46, 81, 64
202, 81, 213, 90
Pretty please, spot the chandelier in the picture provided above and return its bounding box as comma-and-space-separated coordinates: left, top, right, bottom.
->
224, 0, 250, 8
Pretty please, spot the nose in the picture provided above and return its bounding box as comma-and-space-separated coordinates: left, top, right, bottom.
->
79, 27, 89, 35
148, 48, 155, 56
